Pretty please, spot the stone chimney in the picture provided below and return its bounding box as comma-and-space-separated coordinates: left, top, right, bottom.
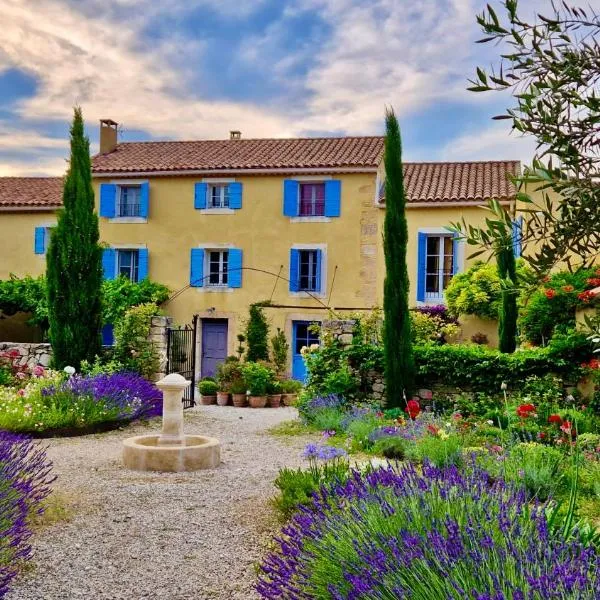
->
99, 119, 118, 154
229, 130, 241, 140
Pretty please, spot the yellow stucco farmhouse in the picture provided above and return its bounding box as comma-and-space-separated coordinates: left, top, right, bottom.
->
0, 119, 521, 378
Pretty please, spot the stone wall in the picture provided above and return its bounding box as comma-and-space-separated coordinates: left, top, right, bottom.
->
148, 316, 173, 381
0, 342, 52, 370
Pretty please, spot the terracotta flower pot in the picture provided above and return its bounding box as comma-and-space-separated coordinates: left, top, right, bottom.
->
248, 395, 267, 408
232, 393, 248, 408
217, 391, 230, 406
267, 394, 282, 408
200, 395, 217, 406
282, 393, 298, 406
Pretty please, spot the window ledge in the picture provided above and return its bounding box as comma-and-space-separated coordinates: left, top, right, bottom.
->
108, 217, 147, 224
198, 208, 236, 215
290, 216, 331, 223
196, 287, 234, 293
418, 297, 446, 305
289, 290, 326, 299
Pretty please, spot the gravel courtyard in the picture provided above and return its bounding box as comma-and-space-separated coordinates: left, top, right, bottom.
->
7, 406, 312, 600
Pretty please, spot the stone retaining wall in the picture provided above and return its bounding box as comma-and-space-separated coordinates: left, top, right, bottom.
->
0, 342, 52, 370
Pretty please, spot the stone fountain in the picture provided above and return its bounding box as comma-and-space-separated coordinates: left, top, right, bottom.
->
122, 373, 221, 472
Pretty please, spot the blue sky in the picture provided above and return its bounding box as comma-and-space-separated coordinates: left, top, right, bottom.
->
0, 0, 539, 176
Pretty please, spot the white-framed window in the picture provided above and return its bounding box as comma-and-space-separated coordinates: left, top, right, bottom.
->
298, 249, 319, 291
208, 184, 230, 209
207, 250, 229, 286
425, 235, 454, 299
117, 249, 139, 282
117, 185, 142, 217
298, 183, 325, 217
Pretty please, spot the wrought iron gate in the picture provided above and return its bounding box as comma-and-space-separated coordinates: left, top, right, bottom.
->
166, 315, 198, 408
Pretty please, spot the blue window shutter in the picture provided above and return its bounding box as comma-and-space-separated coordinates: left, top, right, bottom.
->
138, 248, 149, 281
101, 324, 114, 346
452, 235, 460, 275
99, 184, 116, 218
289, 249, 300, 291
190, 248, 204, 287
140, 182, 149, 218
228, 248, 243, 288
194, 183, 207, 209
283, 180, 299, 216
512, 216, 523, 258
416, 232, 427, 302
228, 182, 242, 210
34, 227, 45, 254
102, 248, 116, 280
324, 180, 341, 217
315, 250, 323, 292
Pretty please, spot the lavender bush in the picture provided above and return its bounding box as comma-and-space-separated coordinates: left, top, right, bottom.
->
0, 432, 54, 596
257, 462, 600, 599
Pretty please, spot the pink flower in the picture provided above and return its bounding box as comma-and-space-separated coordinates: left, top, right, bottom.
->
32, 365, 45, 377
16, 372, 26, 380
17, 389, 25, 397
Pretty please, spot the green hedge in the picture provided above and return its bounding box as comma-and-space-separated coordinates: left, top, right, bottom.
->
414, 332, 590, 391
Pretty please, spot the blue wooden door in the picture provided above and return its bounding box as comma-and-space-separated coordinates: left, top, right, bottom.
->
292, 321, 320, 382
201, 319, 228, 378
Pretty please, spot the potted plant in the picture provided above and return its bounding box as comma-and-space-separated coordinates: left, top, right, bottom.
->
267, 379, 282, 408
281, 379, 302, 406
230, 379, 248, 407
241, 362, 272, 408
216, 356, 240, 407
198, 379, 218, 405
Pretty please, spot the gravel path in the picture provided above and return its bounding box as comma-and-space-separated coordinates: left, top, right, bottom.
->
8, 406, 313, 600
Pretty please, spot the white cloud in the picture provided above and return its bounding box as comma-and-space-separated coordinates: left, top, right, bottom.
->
0, 155, 66, 176
438, 124, 538, 164
0, 123, 66, 151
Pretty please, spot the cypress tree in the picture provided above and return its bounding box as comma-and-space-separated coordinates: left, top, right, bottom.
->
383, 109, 414, 407
497, 245, 518, 353
246, 303, 270, 362
47, 107, 103, 369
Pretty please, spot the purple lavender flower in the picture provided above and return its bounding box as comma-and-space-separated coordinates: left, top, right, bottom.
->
257, 462, 600, 599
303, 443, 347, 461
0, 432, 54, 596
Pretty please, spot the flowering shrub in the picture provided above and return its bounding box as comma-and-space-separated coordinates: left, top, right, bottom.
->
0, 372, 161, 435
0, 432, 54, 596
257, 463, 600, 599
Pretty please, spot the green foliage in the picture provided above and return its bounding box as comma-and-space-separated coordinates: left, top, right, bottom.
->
216, 356, 243, 393
241, 361, 273, 396
79, 355, 126, 376
113, 303, 160, 379
382, 108, 414, 406
46, 108, 103, 369
246, 304, 270, 362
346, 415, 380, 452
446, 261, 502, 319
281, 379, 302, 394
414, 331, 590, 391
270, 328, 289, 376
410, 311, 459, 345
497, 246, 518, 353
198, 379, 218, 396
272, 459, 350, 520
520, 267, 599, 345
102, 277, 169, 325
0, 275, 48, 330
407, 435, 463, 468
372, 436, 406, 459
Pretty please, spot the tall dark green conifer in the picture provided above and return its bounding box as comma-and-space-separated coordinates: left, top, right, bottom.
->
497, 246, 518, 353
383, 109, 414, 407
47, 107, 103, 369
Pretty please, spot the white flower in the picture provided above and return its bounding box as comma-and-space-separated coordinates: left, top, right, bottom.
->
486, 420, 494, 426
63, 366, 76, 375
310, 343, 320, 351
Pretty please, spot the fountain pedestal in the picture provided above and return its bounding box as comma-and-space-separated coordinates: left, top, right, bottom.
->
122, 373, 221, 472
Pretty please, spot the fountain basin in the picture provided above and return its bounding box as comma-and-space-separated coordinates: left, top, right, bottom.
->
122, 434, 221, 472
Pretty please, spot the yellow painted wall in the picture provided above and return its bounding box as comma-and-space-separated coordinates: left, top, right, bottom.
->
0, 211, 56, 279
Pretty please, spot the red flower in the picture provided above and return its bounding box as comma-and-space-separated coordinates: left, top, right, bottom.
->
405, 399, 421, 420
586, 278, 600, 288
542, 276, 550, 283
426, 424, 439, 435
538, 432, 547, 440
516, 403, 536, 418
548, 414, 562, 425
544, 289, 556, 299
562, 285, 574, 293
578, 290, 596, 303
560, 421, 573, 436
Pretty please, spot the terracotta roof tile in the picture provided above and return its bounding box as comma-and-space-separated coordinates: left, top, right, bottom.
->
91, 136, 386, 173
380, 161, 520, 204
0, 177, 63, 209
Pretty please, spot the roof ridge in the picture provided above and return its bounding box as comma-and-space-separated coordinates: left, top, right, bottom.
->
114, 135, 386, 146
404, 159, 520, 165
